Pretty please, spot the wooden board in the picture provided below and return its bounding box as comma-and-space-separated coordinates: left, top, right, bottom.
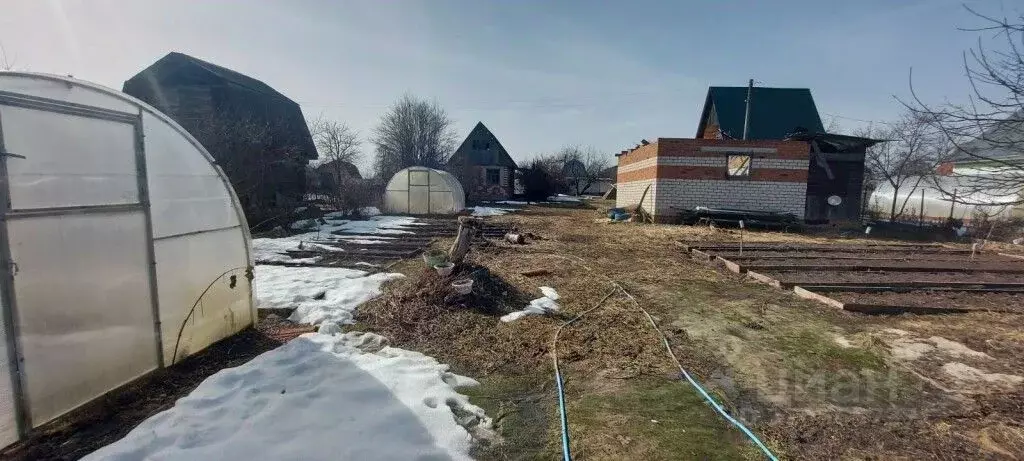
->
744, 264, 1024, 273
745, 270, 782, 288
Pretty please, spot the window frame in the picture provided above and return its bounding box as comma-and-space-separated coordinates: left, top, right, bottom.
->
726, 154, 752, 179
485, 167, 501, 185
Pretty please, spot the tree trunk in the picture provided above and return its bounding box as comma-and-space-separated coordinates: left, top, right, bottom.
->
890, 186, 898, 222
448, 216, 483, 265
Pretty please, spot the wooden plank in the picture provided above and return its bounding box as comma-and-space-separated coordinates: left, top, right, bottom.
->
1000, 252, 1024, 260
690, 249, 712, 262
842, 303, 971, 315
796, 285, 1024, 294
743, 264, 1024, 273
715, 256, 743, 273
689, 245, 969, 254
775, 280, 1024, 289
716, 254, 1005, 262
745, 270, 782, 288
793, 286, 844, 309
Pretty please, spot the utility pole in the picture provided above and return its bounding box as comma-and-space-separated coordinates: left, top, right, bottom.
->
742, 78, 753, 140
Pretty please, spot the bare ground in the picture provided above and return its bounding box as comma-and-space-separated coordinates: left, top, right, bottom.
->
354, 201, 1024, 460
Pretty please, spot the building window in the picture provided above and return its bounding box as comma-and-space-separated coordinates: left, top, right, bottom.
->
485, 168, 501, 185
727, 155, 751, 177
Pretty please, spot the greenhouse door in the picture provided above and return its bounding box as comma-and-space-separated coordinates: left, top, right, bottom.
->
408, 169, 431, 214
0, 93, 160, 436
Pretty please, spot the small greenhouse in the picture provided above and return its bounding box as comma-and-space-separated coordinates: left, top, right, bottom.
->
384, 166, 466, 215
869, 175, 1023, 223
0, 72, 254, 448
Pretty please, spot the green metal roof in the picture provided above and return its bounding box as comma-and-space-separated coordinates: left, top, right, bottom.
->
697, 86, 824, 140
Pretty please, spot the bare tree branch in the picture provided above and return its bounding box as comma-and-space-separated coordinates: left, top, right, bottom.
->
372, 94, 456, 179
902, 7, 1024, 206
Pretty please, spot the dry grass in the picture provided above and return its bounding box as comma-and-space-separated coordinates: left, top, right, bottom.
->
355, 202, 1024, 460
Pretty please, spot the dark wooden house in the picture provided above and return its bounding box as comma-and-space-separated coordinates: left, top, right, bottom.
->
123, 52, 317, 223
446, 122, 518, 202
696, 86, 879, 222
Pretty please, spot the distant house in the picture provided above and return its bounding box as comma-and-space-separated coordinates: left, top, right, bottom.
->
123, 52, 317, 223
308, 159, 361, 195
617, 86, 879, 222
446, 122, 518, 202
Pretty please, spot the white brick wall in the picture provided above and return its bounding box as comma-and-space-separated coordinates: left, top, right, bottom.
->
617, 157, 657, 173
616, 180, 656, 211
653, 179, 807, 217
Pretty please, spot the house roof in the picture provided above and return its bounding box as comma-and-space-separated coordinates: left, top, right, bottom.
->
697, 86, 824, 140
162, 52, 293, 102
449, 122, 518, 169
317, 159, 362, 179
950, 110, 1024, 163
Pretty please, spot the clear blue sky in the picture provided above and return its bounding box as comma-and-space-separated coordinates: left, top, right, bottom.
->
2, 0, 1018, 175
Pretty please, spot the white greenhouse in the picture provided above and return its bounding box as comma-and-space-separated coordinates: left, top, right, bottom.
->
869, 175, 1023, 223
0, 73, 254, 448
383, 166, 466, 215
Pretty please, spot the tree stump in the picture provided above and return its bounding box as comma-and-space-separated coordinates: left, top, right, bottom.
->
448, 216, 483, 265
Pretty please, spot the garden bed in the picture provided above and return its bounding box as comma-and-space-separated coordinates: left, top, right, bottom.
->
829, 290, 1024, 313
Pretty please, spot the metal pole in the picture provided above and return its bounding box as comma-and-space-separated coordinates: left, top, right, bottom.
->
919, 189, 924, 227
948, 188, 957, 221
742, 79, 753, 140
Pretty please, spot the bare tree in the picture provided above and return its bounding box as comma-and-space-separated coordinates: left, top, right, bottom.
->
0, 43, 16, 71
906, 7, 1024, 205
184, 113, 307, 225
858, 112, 949, 221
372, 94, 457, 179
310, 115, 360, 181
555, 145, 611, 196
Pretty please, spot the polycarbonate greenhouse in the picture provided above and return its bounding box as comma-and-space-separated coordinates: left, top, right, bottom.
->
384, 166, 466, 215
0, 73, 254, 448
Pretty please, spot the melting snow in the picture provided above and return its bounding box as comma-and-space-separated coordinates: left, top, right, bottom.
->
501, 287, 561, 322
252, 215, 420, 263
82, 332, 491, 461
941, 362, 1024, 386
254, 265, 402, 325
470, 206, 515, 217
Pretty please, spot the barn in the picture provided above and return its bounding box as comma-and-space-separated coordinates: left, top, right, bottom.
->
123, 52, 317, 224
0, 72, 254, 448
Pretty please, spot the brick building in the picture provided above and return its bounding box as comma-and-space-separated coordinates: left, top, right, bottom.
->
616, 138, 810, 221
616, 86, 880, 223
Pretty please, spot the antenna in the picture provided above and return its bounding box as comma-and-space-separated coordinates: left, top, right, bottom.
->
742, 79, 753, 140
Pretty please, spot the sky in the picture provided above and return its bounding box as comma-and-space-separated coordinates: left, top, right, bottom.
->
1, 0, 1019, 175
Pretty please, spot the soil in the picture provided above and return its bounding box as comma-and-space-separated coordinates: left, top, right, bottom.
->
833, 290, 1024, 312
774, 270, 1024, 285
0, 316, 313, 461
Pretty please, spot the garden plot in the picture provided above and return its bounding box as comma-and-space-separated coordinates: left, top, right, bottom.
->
253, 215, 513, 270
685, 240, 1024, 314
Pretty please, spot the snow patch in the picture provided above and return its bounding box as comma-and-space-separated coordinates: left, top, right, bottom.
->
889, 338, 935, 361
82, 332, 492, 461
360, 206, 381, 217
834, 336, 854, 348
501, 287, 561, 322
941, 362, 1024, 386
470, 206, 515, 217
254, 265, 402, 325
928, 336, 991, 359
547, 194, 582, 202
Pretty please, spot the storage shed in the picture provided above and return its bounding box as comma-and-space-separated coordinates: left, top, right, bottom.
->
0, 73, 254, 448
384, 167, 466, 215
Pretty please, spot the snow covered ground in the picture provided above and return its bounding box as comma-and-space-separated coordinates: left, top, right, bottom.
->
82, 332, 491, 461
469, 206, 517, 217
252, 215, 422, 264
254, 265, 403, 325
501, 286, 561, 322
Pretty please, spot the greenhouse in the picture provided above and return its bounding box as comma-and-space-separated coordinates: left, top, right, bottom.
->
0, 72, 254, 447
869, 175, 1023, 223
383, 166, 466, 215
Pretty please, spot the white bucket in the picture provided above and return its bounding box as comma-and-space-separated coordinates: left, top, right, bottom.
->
434, 263, 455, 277
451, 279, 474, 295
